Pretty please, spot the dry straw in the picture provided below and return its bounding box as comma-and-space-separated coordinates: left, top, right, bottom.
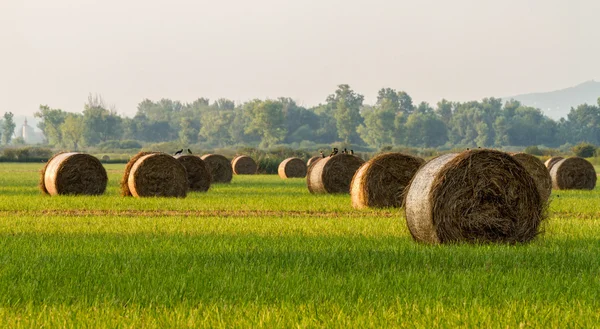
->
278, 157, 307, 178
511, 153, 552, 202
232, 155, 257, 175
544, 156, 564, 171
175, 154, 211, 192
350, 152, 424, 209
307, 154, 365, 194
122, 152, 188, 198
121, 151, 156, 196
40, 152, 107, 196
307, 156, 322, 168
200, 154, 233, 183
404, 149, 546, 244
549, 157, 597, 190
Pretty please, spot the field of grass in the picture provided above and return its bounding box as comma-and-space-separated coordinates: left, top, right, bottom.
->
0, 162, 599, 328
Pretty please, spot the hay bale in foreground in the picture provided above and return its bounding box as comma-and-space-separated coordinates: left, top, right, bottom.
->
278, 157, 307, 178
121, 152, 156, 196
175, 154, 211, 192
232, 155, 257, 175
126, 153, 188, 198
307, 156, 322, 168
404, 149, 545, 244
544, 156, 564, 171
511, 153, 552, 202
40, 152, 107, 196
200, 154, 233, 183
350, 153, 424, 209
549, 157, 597, 190
307, 154, 365, 194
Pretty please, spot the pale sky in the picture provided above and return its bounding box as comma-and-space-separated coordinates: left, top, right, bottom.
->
1, 0, 599, 117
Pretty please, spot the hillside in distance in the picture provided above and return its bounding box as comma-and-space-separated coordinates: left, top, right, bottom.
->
507, 80, 600, 120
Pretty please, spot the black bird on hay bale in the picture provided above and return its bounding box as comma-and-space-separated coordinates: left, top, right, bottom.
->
174, 149, 183, 155
330, 148, 338, 157
343, 148, 348, 154
350, 150, 354, 155
320, 151, 325, 158
187, 149, 192, 154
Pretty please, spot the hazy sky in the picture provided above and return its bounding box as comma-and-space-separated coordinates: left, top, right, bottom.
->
1, 0, 599, 117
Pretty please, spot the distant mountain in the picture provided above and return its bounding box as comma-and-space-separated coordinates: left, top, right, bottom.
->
506, 80, 600, 120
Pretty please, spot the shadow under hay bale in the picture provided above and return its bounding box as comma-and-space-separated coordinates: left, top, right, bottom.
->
121, 152, 157, 196
125, 153, 188, 198
200, 154, 233, 183
549, 157, 597, 190
40, 152, 107, 196
232, 155, 257, 175
175, 154, 211, 192
544, 156, 564, 171
278, 157, 307, 179
404, 149, 546, 244
307, 154, 365, 194
351, 152, 424, 209
307, 156, 321, 168
511, 153, 552, 202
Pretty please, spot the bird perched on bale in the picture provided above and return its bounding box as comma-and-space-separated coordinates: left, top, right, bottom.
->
330, 148, 338, 157
174, 149, 183, 155
320, 151, 325, 158
188, 149, 192, 154
350, 150, 354, 155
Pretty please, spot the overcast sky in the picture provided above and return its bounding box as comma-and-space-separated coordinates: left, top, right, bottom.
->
1, 0, 599, 117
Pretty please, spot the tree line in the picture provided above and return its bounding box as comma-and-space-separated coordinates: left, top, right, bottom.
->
28, 86, 600, 151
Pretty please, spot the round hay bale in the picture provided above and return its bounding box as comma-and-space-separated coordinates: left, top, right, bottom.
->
101, 155, 110, 162
307, 154, 365, 194
40, 152, 107, 196
278, 157, 307, 179
404, 149, 545, 244
350, 153, 425, 209
549, 157, 597, 190
544, 156, 564, 171
511, 153, 552, 202
232, 155, 257, 175
200, 154, 233, 183
121, 152, 157, 196
307, 156, 322, 167
127, 153, 188, 198
175, 154, 211, 192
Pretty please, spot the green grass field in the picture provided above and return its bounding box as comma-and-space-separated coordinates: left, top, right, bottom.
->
0, 163, 599, 328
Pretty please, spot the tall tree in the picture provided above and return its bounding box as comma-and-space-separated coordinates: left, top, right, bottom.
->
357, 105, 395, 148
82, 94, 123, 145
327, 84, 364, 144
245, 100, 286, 148
2, 112, 16, 145
61, 114, 84, 150
34, 105, 67, 146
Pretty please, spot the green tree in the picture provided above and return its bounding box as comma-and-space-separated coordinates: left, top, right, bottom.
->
34, 105, 67, 146
245, 100, 287, 148
2, 112, 16, 145
198, 110, 234, 147
404, 112, 448, 147
82, 95, 123, 145
327, 84, 364, 144
61, 114, 84, 150
436, 99, 453, 124
179, 118, 199, 145
357, 105, 395, 148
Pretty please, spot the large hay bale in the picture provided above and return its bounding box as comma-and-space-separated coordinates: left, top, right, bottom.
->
175, 154, 211, 192
40, 152, 107, 196
511, 153, 552, 202
307, 156, 322, 167
126, 153, 188, 198
121, 152, 156, 196
200, 154, 233, 183
307, 154, 365, 194
350, 153, 424, 209
404, 149, 545, 244
278, 157, 307, 179
549, 157, 597, 190
544, 156, 564, 171
232, 155, 257, 175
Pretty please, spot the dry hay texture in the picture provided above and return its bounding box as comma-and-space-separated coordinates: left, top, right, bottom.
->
200, 154, 233, 183
350, 153, 425, 209
125, 153, 188, 198
231, 155, 257, 175
544, 156, 564, 171
306, 156, 322, 168
307, 154, 365, 194
549, 157, 597, 190
511, 153, 553, 202
40, 152, 107, 196
404, 149, 546, 244
121, 152, 157, 196
175, 154, 211, 192
278, 157, 308, 179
